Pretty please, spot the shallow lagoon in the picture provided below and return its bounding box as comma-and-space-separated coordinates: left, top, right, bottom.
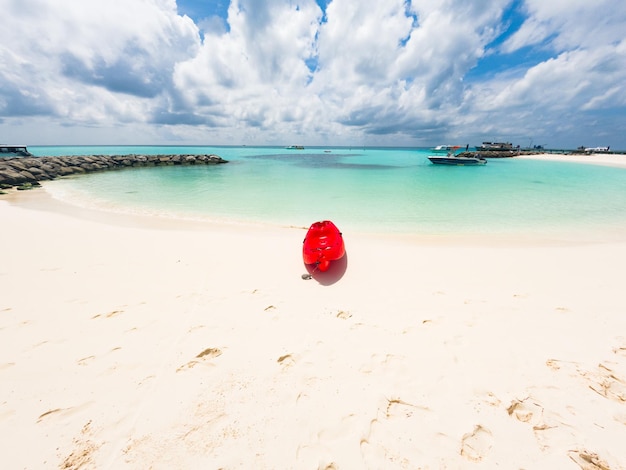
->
32, 146, 626, 241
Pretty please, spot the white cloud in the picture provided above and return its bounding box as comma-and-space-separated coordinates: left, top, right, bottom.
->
1, 0, 625, 148
502, 0, 626, 53
1, 0, 198, 123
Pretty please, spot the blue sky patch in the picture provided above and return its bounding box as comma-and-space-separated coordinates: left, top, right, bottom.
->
464, 0, 554, 82
177, 0, 229, 22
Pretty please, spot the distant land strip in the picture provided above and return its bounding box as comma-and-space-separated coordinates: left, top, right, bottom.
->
0, 154, 228, 190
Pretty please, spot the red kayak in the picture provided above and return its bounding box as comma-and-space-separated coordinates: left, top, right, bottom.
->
302, 220, 345, 272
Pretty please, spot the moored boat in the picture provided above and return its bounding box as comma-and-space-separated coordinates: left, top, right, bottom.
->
475, 141, 513, 151
302, 220, 345, 272
428, 154, 487, 165
583, 146, 610, 154
427, 146, 487, 166
0, 144, 33, 157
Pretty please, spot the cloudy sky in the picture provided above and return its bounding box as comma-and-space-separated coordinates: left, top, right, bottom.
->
1, 0, 625, 149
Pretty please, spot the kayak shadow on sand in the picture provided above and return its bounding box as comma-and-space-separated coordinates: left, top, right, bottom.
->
303, 252, 348, 285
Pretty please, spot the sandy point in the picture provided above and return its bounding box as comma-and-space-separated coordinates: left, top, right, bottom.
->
517, 151, 626, 168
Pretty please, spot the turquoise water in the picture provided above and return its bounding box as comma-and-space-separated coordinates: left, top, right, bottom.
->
30, 146, 626, 239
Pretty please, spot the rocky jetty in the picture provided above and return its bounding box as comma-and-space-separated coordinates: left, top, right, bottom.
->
0, 154, 228, 190
457, 149, 544, 159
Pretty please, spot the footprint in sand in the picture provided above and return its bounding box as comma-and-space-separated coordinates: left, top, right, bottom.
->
507, 397, 545, 426
506, 395, 566, 451
587, 363, 626, 403
384, 398, 424, 419
613, 339, 626, 357
548, 358, 626, 404
37, 408, 65, 422
177, 347, 222, 372
460, 425, 493, 462
546, 358, 564, 371
336, 310, 352, 320
91, 309, 124, 319
359, 353, 406, 375
37, 402, 94, 423
196, 347, 222, 359
60, 420, 101, 470
568, 449, 612, 470
614, 346, 626, 357
76, 347, 121, 367
77, 355, 96, 366
359, 396, 436, 466
277, 353, 296, 369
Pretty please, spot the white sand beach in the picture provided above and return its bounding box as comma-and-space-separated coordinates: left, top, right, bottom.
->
2, 154, 626, 469
518, 151, 626, 168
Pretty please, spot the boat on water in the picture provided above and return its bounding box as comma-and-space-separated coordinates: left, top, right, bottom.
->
0, 144, 33, 157
428, 147, 487, 166
302, 220, 345, 272
475, 141, 514, 151
583, 146, 610, 154
285, 145, 305, 150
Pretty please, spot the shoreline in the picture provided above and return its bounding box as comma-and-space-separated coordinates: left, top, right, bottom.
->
3, 150, 626, 245
516, 151, 626, 168
2, 154, 626, 468
5, 183, 626, 247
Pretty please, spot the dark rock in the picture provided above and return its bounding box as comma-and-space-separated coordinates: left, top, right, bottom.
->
80, 163, 98, 171
56, 166, 77, 176
6, 160, 29, 171
27, 167, 51, 179
0, 169, 25, 185
40, 163, 61, 176
18, 170, 37, 182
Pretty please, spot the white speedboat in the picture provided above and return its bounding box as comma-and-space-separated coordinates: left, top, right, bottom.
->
428, 151, 487, 166
584, 146, 610, 154
0, 144, 33, 157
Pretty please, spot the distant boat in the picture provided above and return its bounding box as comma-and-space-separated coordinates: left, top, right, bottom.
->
428, 146, 487, 166
0, 144, 33, 157
285, 145, 305, 150
475, 141, 514, 151
584, 146, 610, 154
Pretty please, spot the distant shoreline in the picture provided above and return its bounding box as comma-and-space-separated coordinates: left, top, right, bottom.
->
515, 152, 626, 168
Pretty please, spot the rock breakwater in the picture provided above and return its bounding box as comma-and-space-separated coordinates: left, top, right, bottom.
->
0, 154, 228, 190
458, 150, 543, 159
